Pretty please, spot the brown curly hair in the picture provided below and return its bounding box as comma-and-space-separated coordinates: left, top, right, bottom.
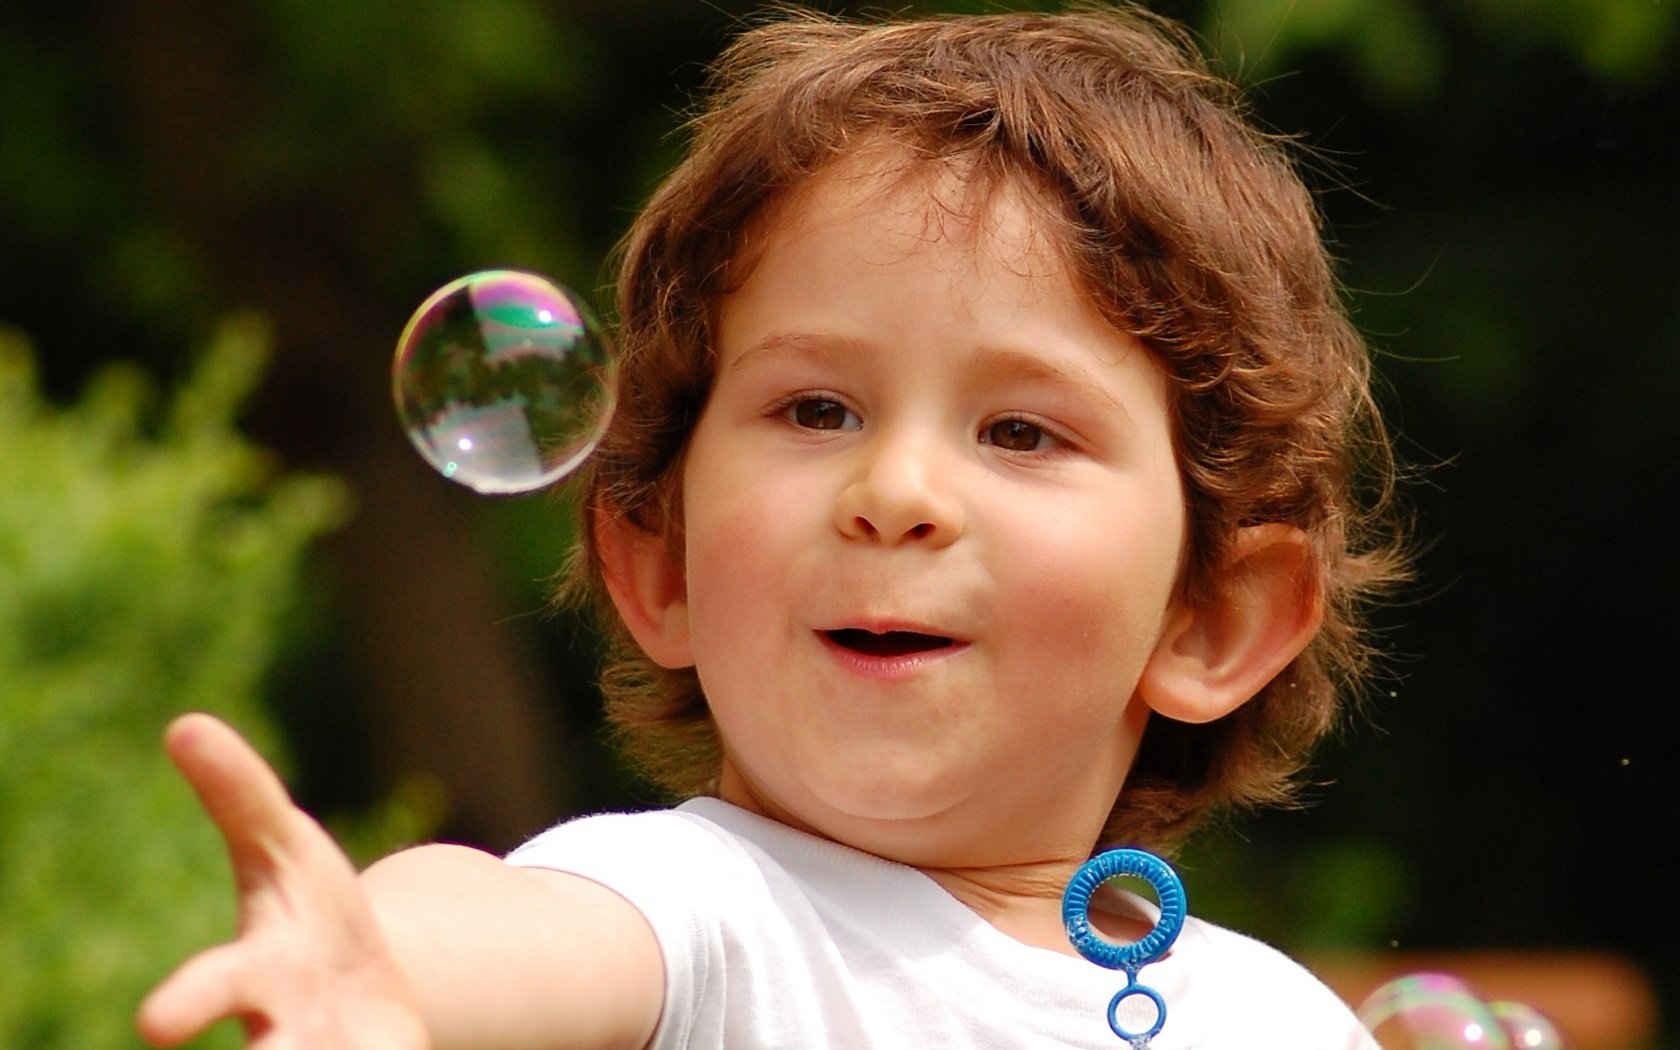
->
561, 4, 1407, 853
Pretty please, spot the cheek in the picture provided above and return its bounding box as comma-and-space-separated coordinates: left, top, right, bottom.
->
680, 458, 805, 636
997, 492, 1184, 653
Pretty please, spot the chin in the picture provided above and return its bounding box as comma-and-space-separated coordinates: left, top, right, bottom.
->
824, 747, 972, 812
794, 773, 985, 856
723, 744, 996, 855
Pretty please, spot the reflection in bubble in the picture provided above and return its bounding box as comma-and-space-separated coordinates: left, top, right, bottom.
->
393, 270, 615, 495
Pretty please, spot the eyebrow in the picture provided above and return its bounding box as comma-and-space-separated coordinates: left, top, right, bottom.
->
963, 344, 1134, 421
722, 331, 872, 377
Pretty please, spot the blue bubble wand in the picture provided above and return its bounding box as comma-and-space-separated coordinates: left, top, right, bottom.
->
1062, 849, 1187, 1047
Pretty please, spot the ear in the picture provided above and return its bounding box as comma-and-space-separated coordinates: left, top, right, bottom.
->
592, 506, 695, 669
1138, 524, 1323, 724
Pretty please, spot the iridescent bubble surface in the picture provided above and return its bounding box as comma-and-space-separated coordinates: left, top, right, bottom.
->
393, 270, 614, 494
1358, 973, 1513, 1050
1488, 1001, 1565, 1050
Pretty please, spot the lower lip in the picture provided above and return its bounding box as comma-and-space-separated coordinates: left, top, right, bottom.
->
816, 633, 970, 680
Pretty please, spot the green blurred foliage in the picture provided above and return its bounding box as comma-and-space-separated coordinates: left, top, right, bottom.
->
1180, 833, 1413, 952
1206, 0, 1676, 101
0, 319, 348, 1048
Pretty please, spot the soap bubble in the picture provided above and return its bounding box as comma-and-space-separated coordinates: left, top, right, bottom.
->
1488, 1002, 1564, 1050
393, 270, 614, 494
1358, 973, 1512, 1050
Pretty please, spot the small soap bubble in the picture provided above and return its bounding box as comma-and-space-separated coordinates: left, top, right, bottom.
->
1358, 973, 1512, 1050
393, 270, 614, 494
1488, 1002, 1565, 1050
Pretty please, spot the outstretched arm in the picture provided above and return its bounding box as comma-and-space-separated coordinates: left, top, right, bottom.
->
137, 714, 663, 1050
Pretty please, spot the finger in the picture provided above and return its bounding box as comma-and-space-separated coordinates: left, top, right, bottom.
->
136, 942, 257, 1047
164, 713, 304, 876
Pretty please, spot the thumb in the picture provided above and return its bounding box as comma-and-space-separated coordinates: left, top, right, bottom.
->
136, 942, 255, 1047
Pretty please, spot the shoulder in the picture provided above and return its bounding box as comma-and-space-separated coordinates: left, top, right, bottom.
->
504, 799, 775, 920
507, 800, 740, 870
505, 800, 956, 1049
1162, 916, 1378, 1049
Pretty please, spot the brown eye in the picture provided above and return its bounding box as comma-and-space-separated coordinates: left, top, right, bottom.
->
793, 398, 854, 430
985, 418, 1046, 451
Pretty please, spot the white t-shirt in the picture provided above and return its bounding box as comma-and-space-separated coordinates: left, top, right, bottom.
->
507, 798, 1376, 1049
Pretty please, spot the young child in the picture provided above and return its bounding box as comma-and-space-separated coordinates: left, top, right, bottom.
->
139, 6, 1405, 1048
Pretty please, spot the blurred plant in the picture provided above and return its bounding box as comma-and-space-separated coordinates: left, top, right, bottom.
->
1179, 832, 1413, 954
0, 317, 356, 1047
1204, 0, 1677, 101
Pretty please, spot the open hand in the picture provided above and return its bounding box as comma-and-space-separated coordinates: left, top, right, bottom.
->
137, 713, 430, 1049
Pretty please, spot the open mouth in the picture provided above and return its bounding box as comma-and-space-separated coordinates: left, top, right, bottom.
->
824, 628, 956, 657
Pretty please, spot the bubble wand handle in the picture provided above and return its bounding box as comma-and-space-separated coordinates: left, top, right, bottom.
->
1062, 849, 1186, 1047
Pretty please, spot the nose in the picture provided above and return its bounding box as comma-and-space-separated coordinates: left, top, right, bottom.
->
833, 430, 965, 547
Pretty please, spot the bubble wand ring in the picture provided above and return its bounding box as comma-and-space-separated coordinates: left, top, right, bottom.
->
1062, 849, 1186, 1046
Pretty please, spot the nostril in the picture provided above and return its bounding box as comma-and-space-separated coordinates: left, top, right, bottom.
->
833, 467, 963, 546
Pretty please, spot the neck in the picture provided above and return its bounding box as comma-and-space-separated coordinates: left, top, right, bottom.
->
923, 858, 1081, 953
922, 855, 1156, 956
714, 765, 1151, 953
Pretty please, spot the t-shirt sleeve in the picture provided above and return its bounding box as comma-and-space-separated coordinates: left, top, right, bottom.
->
505, 810, 727, 1049
1175, 918, 1380, 1049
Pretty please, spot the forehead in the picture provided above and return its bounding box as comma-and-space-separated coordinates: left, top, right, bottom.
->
712, 142, 1167, 419
733, 144, 1077, 297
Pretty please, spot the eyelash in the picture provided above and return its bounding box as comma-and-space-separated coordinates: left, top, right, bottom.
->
772, 393, 860, 431
978, 415, 1064, 454
772, 395, 1073, 457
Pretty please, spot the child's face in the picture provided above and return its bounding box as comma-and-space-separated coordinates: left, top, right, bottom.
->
668, 154, 1188, 866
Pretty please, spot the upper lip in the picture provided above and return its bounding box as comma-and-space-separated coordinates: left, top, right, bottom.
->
820, 617, 964, 639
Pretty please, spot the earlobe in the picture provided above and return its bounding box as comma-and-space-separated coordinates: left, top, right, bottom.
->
1138, 524, 1323, 724
592, 506, 695, 670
